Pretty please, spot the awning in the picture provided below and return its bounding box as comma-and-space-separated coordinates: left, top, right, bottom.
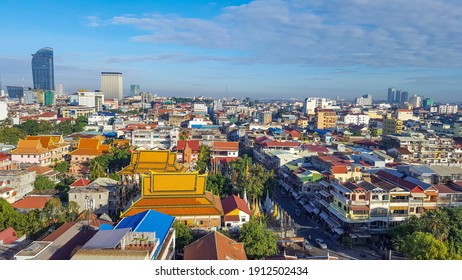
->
410, 193, 427, 198
320, 211, 329, 220
390, 206, 408, 210
320, 212, 341, 228
351, 205, 370, 211
332, 227, 345, 235
304, 204, 314, 213
319, 190, 330, 197
354, 232, 371, 238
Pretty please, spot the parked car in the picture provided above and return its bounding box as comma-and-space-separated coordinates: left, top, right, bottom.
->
315, 238, 327, 249
304, 240, 312, 250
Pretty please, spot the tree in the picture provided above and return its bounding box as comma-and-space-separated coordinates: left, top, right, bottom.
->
66, 201, 80, 221
74, 116, 88, 132
239, 163, 276, 202
401, 232, 448, 260
206, 173, 232, 198
42, 198, 66, 224
54, 120, 74, 135
108, 173, 121, 181
15, 120, 40, 135
89, 159, 106, 181
196, 145, 211, 174
172, 221, 193, 253
54, 161, 70, 174
239, 218, 278, 259
0, 126, 26, 145
34, 175, 56, 190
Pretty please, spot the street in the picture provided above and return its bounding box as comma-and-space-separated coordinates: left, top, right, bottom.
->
272, 186, 382, 260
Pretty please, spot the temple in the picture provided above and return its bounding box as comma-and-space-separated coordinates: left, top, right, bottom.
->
120, 150, 223, 229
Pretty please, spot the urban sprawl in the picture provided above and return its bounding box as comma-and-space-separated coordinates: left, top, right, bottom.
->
0, 48, 461, 261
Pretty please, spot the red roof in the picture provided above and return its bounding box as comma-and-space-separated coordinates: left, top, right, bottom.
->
174, 140, 200, 152
212, 142, 239, 151
12, 196, 51, 209
303, 145, 329, 153
70, 178, 91, 187
42, 222, 76, 242
184, 231, 247, 260
331, 165, 348, 174
0, 228, 18, 244
0, 187, 15, 194
221, 195, 252, 216
0, 153, 10, 161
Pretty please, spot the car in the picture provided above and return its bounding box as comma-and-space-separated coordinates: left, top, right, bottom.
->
315, 238, 327, 249
304, 240, 312, 250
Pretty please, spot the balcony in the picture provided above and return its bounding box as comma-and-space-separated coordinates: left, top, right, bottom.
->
349, 200, 369, 206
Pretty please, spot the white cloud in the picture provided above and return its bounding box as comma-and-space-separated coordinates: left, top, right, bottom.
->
107, 0, 462, 68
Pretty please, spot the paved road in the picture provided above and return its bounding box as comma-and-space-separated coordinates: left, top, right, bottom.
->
272, 187, 382, 260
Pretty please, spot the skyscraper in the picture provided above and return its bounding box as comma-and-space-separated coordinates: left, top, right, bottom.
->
101, 72, 123, 100
387, 87, 395, 104
130, 84, 140, 96
400, 91, 409, 104
32, 47, 54, 90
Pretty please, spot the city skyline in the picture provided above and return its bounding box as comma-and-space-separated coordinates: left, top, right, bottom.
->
0, 0, 461, 101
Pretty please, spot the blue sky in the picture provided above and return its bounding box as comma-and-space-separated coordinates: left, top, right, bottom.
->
1, 0, 461, 102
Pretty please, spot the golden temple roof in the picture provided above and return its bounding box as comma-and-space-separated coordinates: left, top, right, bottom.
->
119, 150, 187, 175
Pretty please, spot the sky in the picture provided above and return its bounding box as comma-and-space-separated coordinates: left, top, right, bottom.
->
0, 0, 462, 102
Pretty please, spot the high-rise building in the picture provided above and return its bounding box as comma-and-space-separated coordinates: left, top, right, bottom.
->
130, 84, 140, 96
409, 95, 423, 108
101, 72, 123, 100
6, 86, 24, 99
315, 109, 337, 130
77, 90, 105, 112
394, 90, 402, 103
32, 47, 54, 90
422, 98, 434, 109
438, 104, 458, 114
355, 94, 373, 106
55, 83, 64, 95
400, 91, 409, 104
387, 87, 395, 104
302, 97, 336, 115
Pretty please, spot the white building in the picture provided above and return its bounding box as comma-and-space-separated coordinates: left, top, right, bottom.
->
302, 97, 336, 115
408, 95, 423, 108
0, 101, 8, 121
78, 91, 105, 112
343, 114, 370, 125
101, 72, 123, 101
193, 103, 208, 114
188, 116, 213, 128
124, 125, 179, 150
23, 89, 38, 104
438, 104, 458, 114
355, 94, 373, 106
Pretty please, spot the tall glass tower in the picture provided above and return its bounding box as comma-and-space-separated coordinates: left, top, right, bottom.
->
32, 47, 54, 90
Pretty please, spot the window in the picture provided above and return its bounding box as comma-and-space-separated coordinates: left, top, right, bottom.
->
372, 195, 379, 200
359, 195, 365, 200
74, 195, 77, 199
99, 195, 102, 199
241, 217, 246, 222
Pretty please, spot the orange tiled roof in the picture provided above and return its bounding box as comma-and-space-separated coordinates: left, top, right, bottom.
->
122, 192, 223, 217
10, 140, 48, 155
70, 137, 110, 156
184, 231, 247, 260
211, 141, 239, 151
26, 165, 57, 175
12, 196, 51, 209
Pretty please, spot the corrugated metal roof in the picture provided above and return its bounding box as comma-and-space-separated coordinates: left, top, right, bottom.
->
83, 228, 131, 249
115, 210, 174, 249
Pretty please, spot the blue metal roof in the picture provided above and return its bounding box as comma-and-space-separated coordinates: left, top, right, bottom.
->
114, 210, 175, 258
